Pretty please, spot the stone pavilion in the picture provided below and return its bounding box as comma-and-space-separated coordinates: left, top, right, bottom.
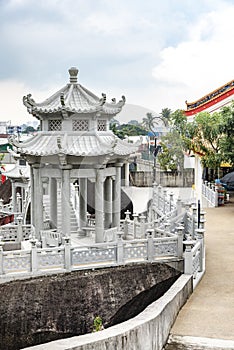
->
10, 67, 138, 243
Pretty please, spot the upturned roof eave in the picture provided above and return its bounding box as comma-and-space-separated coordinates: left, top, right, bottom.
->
9, 132, 138, 158
23, 75, 126, 117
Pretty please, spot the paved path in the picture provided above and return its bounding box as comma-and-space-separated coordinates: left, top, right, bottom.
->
166, 194, 234, 348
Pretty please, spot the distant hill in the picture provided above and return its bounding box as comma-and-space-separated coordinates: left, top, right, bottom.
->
116, 104, 156, 124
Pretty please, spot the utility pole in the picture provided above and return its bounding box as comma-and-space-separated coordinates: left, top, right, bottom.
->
153, 137, 157, 183
153, 137, 162, 183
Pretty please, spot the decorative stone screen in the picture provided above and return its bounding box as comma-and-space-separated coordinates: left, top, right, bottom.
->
97, 119, 107, 131
48, 120, 62, 131
72, 119, 89, 131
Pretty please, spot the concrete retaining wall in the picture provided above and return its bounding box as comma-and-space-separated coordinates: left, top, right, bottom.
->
130, 170, 194, 188
23, 275, 192, 350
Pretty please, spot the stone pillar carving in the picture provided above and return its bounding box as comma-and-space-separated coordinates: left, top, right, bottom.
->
79, 178, 87, 229
50, 177, 57, 228
61, 165, 72, 236
32, 164, 43, 239
104, 176, 112, 229
113, 163, 122, 229
95, 169, 105, 243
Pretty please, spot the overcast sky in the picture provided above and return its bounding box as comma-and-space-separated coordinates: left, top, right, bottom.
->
0, 0, 234, 125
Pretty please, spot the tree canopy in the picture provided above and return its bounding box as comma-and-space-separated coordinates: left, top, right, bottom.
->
164, 104, 234, 173
110, 123, 147, 139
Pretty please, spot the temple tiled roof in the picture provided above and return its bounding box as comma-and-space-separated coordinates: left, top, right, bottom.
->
10, 132, 138, 157
2, 163, 30, 179
185, 79, 234, 116
23, 67, 126, 117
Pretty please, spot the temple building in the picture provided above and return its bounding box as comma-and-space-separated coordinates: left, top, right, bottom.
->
10, 67, 138, 243
184, 79, 234, 201
185, 79, 234, 119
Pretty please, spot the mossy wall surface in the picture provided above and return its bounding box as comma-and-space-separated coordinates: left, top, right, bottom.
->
0, 262, 181, 350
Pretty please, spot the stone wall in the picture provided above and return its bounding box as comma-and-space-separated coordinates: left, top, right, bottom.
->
0, 262, 181, 350
130, 170, 194, 188
23, 275, 193, 350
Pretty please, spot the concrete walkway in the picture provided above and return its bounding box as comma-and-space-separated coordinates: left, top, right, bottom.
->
166, 194, 234, 347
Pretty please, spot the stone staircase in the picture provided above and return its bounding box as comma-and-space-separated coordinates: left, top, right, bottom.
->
43, 194, 79, 234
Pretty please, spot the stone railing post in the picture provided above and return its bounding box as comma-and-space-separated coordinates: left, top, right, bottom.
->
199, 211, 206, 229
124, 210, 131, 220
176, 198, 182, 215
30, 238, 38, 273
176, 225, 184, 258
64, 236, 71, 271
191, 205, 197, 238
123, 211, 131, 239
0, 240, 5, 275
117, 232, 124, 264
132, 213, 139, 239
195, 228, 205, 270
147, 230, 154, 262
153, 219, 159, 229
183, 240, 195, 275
164, 222, 171, 236
139, 214, 146, 237
153, 219, 160, 237
16, 215, 23, 243
169, 192, 174, 211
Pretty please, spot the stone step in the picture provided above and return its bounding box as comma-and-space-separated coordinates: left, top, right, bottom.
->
43, 194, 78, 232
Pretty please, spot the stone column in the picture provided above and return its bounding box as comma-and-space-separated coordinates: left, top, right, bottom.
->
61, 165, 72, 236
95, 169, 105, 243
124, 162, 129, 187
30, 166, 35, 226
50, 177, 57, 228
11, 181, 17, 212
104, 176, 112, 229
79, 178, 87, 229
183, 241, 195, 275
113, 163, 122, 229
32, 164, 43, 239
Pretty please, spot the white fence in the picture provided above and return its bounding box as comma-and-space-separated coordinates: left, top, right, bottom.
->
0, 183, 205, 284
0, 230, 184, 278
0, 222, 32, 243
202, 181, 218, 207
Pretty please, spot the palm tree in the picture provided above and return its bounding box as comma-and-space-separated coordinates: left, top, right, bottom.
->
142, 109, 171, 135
159, 108, 171, 127
142, 112, 158, 136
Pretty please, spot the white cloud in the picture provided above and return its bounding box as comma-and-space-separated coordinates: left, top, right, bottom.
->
0, 79, 61, 124
0, 0, 233, 122
152, 4, 234, 106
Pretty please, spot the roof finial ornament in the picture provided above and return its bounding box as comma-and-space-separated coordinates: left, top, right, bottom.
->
68, 67, 79, 83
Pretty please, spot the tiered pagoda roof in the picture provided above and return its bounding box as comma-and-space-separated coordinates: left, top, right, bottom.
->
2, 163, 30, 180
10, 132, 137, 157
23, 67, 126, 119
185, 79, 234, 116
11, 67, 138, 159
